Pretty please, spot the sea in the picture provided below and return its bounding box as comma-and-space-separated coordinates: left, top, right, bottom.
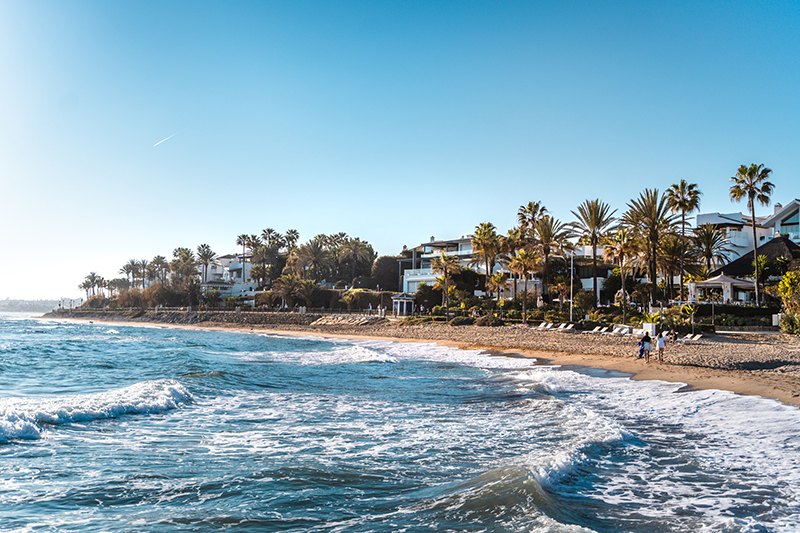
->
1, 312, 799, 532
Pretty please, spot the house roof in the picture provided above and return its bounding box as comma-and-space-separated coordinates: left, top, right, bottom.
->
709, 235, 800, 277
760, 199, 800, 227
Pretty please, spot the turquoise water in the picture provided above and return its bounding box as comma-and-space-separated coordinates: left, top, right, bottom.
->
1, 313, 799, 532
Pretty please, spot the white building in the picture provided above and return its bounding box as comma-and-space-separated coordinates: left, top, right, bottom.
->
201, 253, 257, 299
400, 236, 481, 294
696, 199, 800, 263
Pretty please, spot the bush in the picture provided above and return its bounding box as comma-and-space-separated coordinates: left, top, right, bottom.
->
449, 316, 475, 326
780, 312, 800, 334
431, 305, 446, 316
476, 315, 504, 327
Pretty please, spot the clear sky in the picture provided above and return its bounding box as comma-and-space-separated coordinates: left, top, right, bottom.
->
1, 0, 799, 299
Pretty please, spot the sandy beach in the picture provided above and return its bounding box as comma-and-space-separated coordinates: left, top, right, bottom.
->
45, 313, 800, 408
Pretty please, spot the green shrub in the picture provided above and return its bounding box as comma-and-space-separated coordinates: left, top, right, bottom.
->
780, 312, 800, 334
449, 316, 475, 326
431, 305, 446, 316
476, 315, 504, 327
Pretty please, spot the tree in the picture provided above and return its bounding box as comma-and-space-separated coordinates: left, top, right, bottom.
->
692, 224, 733, 272
296, 237, 329, 281
272, 274, 302, 307
138, 259, 149, 289
338, 238, 376, 284
150, 255, 170, 284
471, 222, 500, 288
603, 228, 639, 324
517, 201, 548, 239
284, 229, 300, 252
570, 199, 617, 306
486, 272, 507, 303
730, 163, 775, 305
235, 234, 249, 283
431, 252, 460, 308
372, 256, 400, 291
621, 189, 678, 305
197, 244, 215, 283
666, 179, 702, 301
532, 215, 571, 301
508, 249, 539, 324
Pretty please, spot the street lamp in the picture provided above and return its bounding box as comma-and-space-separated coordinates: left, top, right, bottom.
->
569, 250, 574, 323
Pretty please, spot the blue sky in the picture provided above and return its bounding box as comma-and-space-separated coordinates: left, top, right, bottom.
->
1, 0, 799, 299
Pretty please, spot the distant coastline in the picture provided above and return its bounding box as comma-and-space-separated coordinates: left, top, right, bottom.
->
45, 309, 800, 408
0, 299, 60, 313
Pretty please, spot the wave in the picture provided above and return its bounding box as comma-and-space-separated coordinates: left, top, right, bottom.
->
0, 379, 192, 443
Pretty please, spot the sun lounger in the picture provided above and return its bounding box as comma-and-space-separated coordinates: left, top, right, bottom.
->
557, 323, 575, 332
684, 333, 704, 343
543, 322, 554, 330
676, 334, 694, 343
582, 326, 602, 334
597, 326, 610, 334
603, 326, 624, 335
554, 323, 567, 331
535, 322, 549, 331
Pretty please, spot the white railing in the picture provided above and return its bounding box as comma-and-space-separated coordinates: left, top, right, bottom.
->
403, 268, 435, 277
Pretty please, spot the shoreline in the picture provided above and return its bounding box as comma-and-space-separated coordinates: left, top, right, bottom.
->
42, 314, 800, 408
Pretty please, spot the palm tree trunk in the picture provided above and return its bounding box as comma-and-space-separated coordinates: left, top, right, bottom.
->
543, 252, 549, 301
751, 202, 760, 306
592, 241, 598, 307
522, 276, 528, 324
621, 265, 627, 325
680, 211, 686, 301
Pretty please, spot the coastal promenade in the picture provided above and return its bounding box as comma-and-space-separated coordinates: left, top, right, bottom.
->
47, 309, 800, 407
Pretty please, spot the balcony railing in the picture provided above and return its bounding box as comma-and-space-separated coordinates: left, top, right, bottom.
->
403, 268, 435, 277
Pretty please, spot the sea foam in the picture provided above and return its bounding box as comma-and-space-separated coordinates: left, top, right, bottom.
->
0, 379, 192, 442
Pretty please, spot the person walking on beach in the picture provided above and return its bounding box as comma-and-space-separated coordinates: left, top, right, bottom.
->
641, 332, 652, 362
656, 332, 666, 362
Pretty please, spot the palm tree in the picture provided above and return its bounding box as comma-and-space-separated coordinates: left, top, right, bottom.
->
730, 163, 775, 305
197, 244, 215, 283
500, 227, 524, 301
236, 234, 249, 283
657, 233, 686, 300
508, 249, 538, 324
604, 228, 639, 324
486, 272, 507, 303
338, 238, 375, 284
297, 238, 329, 281
693, 224, 734, 272
150, 255, 169, 283
121, 259, 140, 288
284, 229, 300, 252
272, 274, 302, 307
472, 222, 500, 290
138, 259, 149, 289
666, 179, 702, 301
570, 199, 617, 306
517, 201, 548, 238
532, 215, 570, 301
621, 189, 678, 305
431, 251, 460, 308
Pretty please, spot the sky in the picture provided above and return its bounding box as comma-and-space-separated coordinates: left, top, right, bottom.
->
1, 0, 799, 299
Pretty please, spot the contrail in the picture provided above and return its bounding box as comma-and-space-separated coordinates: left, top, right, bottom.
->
153, 133, 176, 147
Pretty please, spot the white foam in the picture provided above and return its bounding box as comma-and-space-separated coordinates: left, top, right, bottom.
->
0, 379, 192, 442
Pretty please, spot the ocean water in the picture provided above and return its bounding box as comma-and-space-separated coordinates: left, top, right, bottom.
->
1, 313, 799, 532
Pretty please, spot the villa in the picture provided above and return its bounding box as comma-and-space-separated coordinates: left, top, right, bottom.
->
200, 253, 258, 300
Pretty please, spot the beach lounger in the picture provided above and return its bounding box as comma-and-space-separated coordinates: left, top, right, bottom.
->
535, 322, 549, 330
597, 326, 610, 334
557, 323, 575, 333
582, 326, 602, 334
676, 334, 694, 343
543, 322, 554, 330
684, 333, 704, 343
603, 326, 623, 335
554, 323, 567, 331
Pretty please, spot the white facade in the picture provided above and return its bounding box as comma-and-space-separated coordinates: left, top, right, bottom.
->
201, 253, 257, 299
696, 199, 800, 263
400, 236, 495, 294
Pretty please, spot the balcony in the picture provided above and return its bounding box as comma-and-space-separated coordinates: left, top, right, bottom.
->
403, 268, 435, 278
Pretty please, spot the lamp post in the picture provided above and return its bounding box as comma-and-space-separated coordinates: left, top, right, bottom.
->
569, 250, 574, 323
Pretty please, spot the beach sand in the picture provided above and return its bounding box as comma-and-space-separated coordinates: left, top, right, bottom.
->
44, 314, 800, 408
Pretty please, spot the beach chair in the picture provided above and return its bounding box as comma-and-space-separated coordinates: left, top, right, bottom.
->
684, 333, 704, 343
582, 326, 602, 334
597, 326, 610, 334
603, 326, 623, 335
554, 323, 567, 331
543, 322, 554, 330
558, 323, 575, 333
676, 333, 694, 343
535, 322, 549, 331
